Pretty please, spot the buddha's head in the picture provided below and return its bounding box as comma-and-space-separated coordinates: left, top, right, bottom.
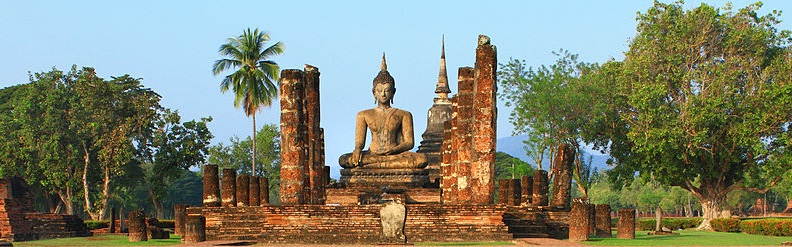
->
373, 53, 395, 105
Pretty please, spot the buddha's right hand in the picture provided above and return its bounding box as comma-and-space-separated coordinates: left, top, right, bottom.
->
349, 149, 363, 166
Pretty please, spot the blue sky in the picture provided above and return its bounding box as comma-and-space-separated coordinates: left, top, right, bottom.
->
1, 1, 790, 178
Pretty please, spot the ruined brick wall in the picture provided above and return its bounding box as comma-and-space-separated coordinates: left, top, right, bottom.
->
304, 65, 325, 205
551, 144, 575, 210
279, 69, 308, 205
0, 178, 91, 242
279, 66, 326, 206
188, 204, 511, 244
471, 35, 498, 205
442, 67, 475, 204
441, 35, 498, 205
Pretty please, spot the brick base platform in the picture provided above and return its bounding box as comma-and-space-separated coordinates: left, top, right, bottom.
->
326, 187, 441, 205
188, 204, 513, 244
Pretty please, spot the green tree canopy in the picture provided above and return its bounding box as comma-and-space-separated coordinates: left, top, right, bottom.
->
591, 1, 792, 229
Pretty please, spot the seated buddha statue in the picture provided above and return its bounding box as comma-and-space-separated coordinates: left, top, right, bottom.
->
339, 54, 428, 170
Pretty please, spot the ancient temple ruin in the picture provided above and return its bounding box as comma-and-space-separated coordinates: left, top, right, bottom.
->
187, 35, 584, 244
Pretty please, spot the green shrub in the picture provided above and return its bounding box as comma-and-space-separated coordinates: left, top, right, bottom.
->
740, 219, 792, 236
84, 220, 109, 230
637, 218, 702, 231
711, 218, 741, 232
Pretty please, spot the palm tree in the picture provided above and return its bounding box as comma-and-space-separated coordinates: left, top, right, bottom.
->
213, 28, 284, 175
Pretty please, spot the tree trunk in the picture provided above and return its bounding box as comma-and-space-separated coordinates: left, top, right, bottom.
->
252, 114, 257, 175
148, 187, 164, 219
98, 165, 112, 220
697, 197, 731, 230
58, 188, 74, 215
655, 206, 662, 232
82, 143, 97, 220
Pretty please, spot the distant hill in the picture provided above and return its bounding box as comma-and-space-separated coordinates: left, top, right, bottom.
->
496, 135, 612, 172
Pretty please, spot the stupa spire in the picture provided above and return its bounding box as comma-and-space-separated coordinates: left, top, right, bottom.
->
435, 36, 451, 96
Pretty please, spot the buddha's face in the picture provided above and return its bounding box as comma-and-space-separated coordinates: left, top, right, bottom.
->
373, 82, 395, 105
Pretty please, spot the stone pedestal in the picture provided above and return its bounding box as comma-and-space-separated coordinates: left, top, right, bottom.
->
569, 199, 590, 242
128, 210, 147, 242
340, 168, 429, 188
595, 204, 611, 237
174, 204, 188, 236
221, 169, 236, 207
532, 170, 549, 206
202, 164, 220, 207
617, 209, 636, 239
183, 215, 206, 243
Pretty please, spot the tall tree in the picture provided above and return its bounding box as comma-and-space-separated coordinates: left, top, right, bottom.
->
498, 50, 598, 195
595, 2, 792, 229
212, 28, 284, 175
137, 109, 212, 218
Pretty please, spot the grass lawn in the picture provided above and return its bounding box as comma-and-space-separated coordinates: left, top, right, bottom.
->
13, 234, 182, 246
584, 230, 792, 246
415, 241, 514, 246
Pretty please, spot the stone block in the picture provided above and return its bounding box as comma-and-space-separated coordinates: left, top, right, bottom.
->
174, 204, 188, 236
236, 174, 249, 207
595, 204, 611, 238
532, 170, 549, 206
617, 209, 635, 239
128, 210, 147, 242
183, 215, 206, 243
569, 199, 589, 242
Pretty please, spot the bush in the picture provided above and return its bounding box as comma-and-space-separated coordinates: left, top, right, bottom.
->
740, 219, 792, 236
711, 218, 741, 232
637, 218, 702, 231
84, 220, 109, 230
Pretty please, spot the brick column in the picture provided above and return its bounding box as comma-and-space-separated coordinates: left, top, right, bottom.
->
569, 199, 590, 242
128, 210, 147, 242
304, 65, 325, 205
596, 204, 612, 237
448, 67, 475, 204
551, 144, 575, 210
471, 35, 498, 205
236, 175, 250, 207
183, 215, 206, 243
497, 179, 509, 206
440, 120, 456, 204
509, 179, 521, 206
617, 209, 636, 239
221, 169, 236, 207
174, 204, 188, 236
202, 164, 220, 207
532, 170, 549, 206
280, 69, 307, 205
521, 176, 533, 205
259, 177, 269, 205
249, 176, 260, 206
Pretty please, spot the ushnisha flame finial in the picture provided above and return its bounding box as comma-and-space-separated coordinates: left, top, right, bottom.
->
373, 52, 395, 88
381, 52, 387, 71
